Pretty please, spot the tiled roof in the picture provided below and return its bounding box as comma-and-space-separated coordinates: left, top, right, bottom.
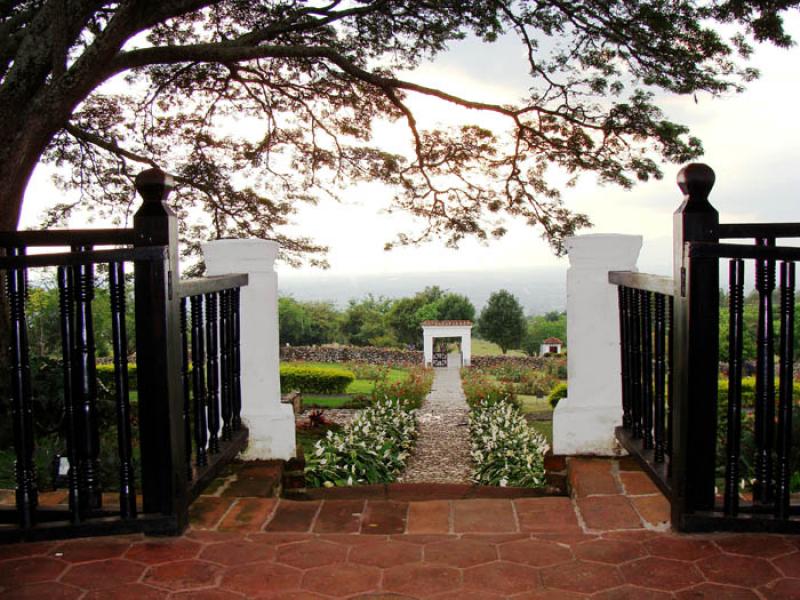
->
543, 337, 563, 344
421, 320, 474, 327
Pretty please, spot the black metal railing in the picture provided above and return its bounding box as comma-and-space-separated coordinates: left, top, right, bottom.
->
610, 163, 800, 533
609, 272, 674, 497
0, 168, 248, 542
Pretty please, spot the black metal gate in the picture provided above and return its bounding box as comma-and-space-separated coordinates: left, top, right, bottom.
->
432, 351, 448, 367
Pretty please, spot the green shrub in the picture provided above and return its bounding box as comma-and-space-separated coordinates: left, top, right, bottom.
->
517, 370, 559, 397
461, 368, 519, 409
280, 364, 355, 394
345, 363, 388, 381
304, 398, 418, 487
96, 363, 138, 391
548, 382, 568, 409
718, 377, 800, 408
469, 400, 547, 487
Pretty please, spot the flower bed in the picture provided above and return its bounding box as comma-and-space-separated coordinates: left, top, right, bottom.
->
462, 368, 548, 488
469, 400, 548, 487
304, 398, 418, 487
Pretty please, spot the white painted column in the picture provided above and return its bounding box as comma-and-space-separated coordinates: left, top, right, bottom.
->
423, 331, 434, 366
202, 239, 296, 460
553, 234, 642, 456
461, 331, 472, 366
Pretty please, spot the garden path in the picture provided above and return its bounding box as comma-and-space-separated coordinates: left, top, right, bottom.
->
398, 352, 473, 484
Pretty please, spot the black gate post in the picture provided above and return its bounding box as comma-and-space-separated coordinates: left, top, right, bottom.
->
133, 168, 188, 531
671, 163, 719, 527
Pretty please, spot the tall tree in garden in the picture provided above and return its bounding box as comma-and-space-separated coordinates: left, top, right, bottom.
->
437, 293, 476, 322
1, 1, 797, 263
478, 289, 526, 354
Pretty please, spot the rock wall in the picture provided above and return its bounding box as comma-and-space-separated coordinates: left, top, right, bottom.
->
280, 345, 424, 367
280, 345, 554, 370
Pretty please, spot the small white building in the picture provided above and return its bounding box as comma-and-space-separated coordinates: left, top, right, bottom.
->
540, 337, 563, 355
421, 320, 473, 367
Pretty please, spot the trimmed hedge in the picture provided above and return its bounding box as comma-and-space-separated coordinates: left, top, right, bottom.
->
96, 363, 138, 391
280, 364, 355, 394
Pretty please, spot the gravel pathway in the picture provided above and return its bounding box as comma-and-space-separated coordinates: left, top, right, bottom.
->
398, 353, 473, 484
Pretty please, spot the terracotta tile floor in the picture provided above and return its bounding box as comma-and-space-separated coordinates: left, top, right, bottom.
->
1, 459, 799, 598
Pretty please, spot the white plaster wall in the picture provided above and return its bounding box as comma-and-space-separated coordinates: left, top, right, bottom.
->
553, 234, 642, 456
421, 325, 472, 366
202, 239, 296, 460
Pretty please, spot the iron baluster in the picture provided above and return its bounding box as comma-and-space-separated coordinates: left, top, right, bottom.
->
180, 298, 192, 479
618, 286, 632, 430
641, 290, 654, 449
775, 261, 795, 519
630, 286, 643, 439
57, 266, 80, 523
219, 289, 233, 441
654, 293, 667, 463
205, 292, 220, 454
724, 259, 745, 516
231, 287, 242, 430
109, 261, 137, 519
7, 247, 37, 527
72, 245, 101, 512
190, 295, 208, 466
753, 237, 776, 504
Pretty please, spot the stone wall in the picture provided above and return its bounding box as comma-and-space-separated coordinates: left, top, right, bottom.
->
470, 355, 549, 370
280, 344, 556, 370
280, 345, 424, 367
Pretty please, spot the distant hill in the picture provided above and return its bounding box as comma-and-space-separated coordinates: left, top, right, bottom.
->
277, 267, 567, 315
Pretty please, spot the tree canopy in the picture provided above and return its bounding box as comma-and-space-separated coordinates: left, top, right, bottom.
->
478, 289, 526, 353
2, 1, 798, 263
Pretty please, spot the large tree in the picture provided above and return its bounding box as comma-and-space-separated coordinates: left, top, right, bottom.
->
1, 1, 797, 262
478, 289, 526, 353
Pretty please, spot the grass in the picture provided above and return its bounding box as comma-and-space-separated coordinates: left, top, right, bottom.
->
471, 338, 527, 357
281, 362, 412, 410
529, 420, 553, 447
517, 394, 552, 414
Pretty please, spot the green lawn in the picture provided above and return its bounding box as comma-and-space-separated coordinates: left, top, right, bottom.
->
530, 420, 553, 446
282, 362, 412, 410
471, 338, 527, 357
517, 394, 552, 413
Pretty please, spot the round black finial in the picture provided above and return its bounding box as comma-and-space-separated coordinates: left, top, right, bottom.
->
677, 163, 715, 202
135, 167, 174, 204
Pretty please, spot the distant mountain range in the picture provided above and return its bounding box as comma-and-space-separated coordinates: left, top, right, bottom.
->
277, 267, 567, 315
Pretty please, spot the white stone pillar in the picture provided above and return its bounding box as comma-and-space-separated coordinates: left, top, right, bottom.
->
423, 331, 434, 366
553, 234, 642, 456
202, 239, 296, 460
461, 331, 472, 366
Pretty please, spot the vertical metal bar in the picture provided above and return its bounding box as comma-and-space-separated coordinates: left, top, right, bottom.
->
109, 261, 136, 519
180, 298, 192, 479
72, 245, 101, 511
641, 290, 654, 449
219, 289, 232, 441
231, 287, 242, 431
753, 237, 776, 504
205, 292, 220, 454
57, 266, 80, 523
630, 287, 642, 438
667, 295, 674, 464
724, 259, 745, 517
618, 286, 632, 430
776, 261, 795, 519
654, 293, 667, 463
7, 247, 37, 527
190, 295, 208, 466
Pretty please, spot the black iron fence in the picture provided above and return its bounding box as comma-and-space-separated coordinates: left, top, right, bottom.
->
0, 169, 248, 542
610, 163, 800, 532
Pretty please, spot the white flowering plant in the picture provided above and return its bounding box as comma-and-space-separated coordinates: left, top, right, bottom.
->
469, 400, 548, 488
304, 398, 418, 487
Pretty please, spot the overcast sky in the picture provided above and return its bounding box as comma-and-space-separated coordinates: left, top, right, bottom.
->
21, 13, 800, 279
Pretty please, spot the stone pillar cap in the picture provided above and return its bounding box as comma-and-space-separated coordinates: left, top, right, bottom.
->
202, 239, 279, 274
566, 234, 642, 269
